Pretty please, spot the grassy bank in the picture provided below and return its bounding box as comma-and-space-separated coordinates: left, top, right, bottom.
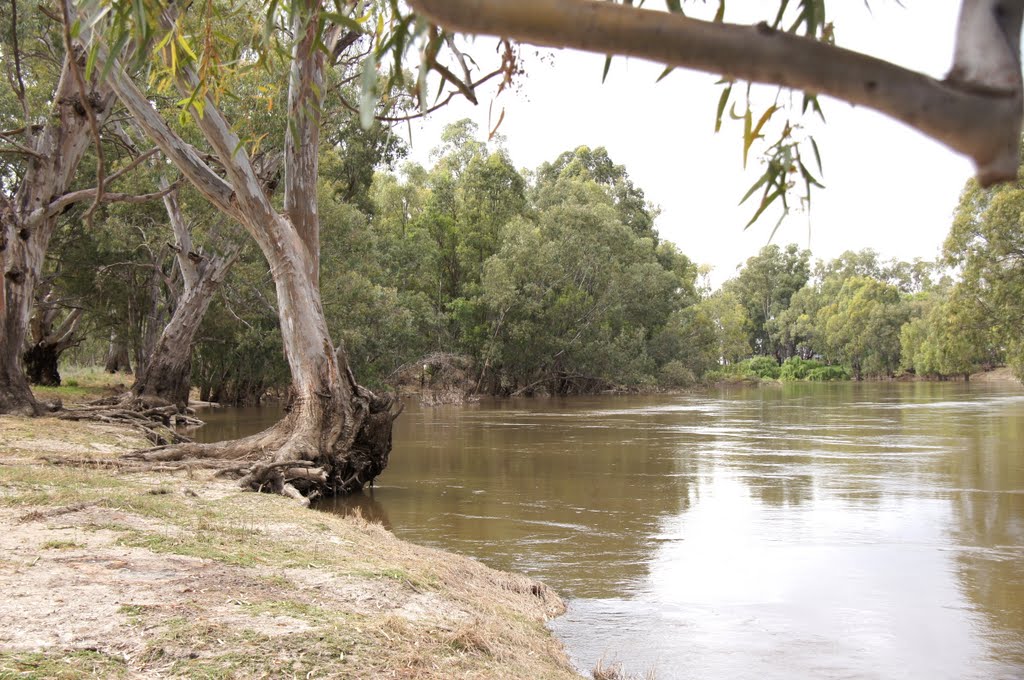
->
0, 417, 578, 679
30, 366, 132, 407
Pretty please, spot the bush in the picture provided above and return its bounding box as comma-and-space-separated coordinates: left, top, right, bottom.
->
741, 356, 781, 380
659, 360, 697, 388
807, 365, 850, 381
779, 357, 823, 381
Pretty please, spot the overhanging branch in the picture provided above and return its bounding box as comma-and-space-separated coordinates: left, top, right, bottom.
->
408, 0, 1024, 185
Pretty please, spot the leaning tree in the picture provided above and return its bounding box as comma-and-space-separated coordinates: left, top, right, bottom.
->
71, 0, 502, 501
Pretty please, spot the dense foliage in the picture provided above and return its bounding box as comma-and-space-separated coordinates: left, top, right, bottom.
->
51, 116, 1022, 398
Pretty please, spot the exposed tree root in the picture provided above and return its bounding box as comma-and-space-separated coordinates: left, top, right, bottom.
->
122, 382, 404, 504
55, 393, 205, 445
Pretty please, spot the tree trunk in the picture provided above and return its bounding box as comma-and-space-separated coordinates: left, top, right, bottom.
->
246, 233, 400, 498
0, 220, 45, 414
24, 294, 83, 388
24, 344, 61, 386
136, 239, 401, 502
0, 53, 114, 415
129, 257, 231, 410
81, 3, 402, 502
105, 331, 133, 373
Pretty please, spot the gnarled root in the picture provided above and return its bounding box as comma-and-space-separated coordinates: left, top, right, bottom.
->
123, 388, 403, 504
56, 398, 200, 445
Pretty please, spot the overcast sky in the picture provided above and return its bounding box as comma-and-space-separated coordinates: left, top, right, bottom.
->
405, 1, 973, 286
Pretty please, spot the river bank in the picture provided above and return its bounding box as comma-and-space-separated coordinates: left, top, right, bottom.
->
0, 416, 579, 679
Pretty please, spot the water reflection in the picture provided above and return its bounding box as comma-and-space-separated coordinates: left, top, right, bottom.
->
196, 384, 1024, 678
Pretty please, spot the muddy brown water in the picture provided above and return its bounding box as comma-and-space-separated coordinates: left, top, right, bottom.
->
191, 382, 1024, 679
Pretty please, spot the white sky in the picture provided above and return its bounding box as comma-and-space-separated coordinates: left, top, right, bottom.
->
406, 1, 973, 286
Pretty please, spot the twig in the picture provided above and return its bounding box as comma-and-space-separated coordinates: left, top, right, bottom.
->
18, 500, 101, 523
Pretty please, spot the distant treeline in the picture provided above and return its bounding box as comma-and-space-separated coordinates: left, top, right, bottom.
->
56, 120, 1022, 401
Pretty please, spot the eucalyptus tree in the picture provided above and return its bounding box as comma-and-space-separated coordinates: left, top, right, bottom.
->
70, 0, 498, 501
22, 287, 83, 386
817, 275, 909, 379
476, 174, 682, 394
0, 3, 152, 414
127, 181, 241, 410
900, 288, 992, 380
945, 173, 1024, 378
535, 145, 657, 241
723, 243, 810, 359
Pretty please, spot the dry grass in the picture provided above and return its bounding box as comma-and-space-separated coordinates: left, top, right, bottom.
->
592, 657, 658, 680
0, 416, 577, 679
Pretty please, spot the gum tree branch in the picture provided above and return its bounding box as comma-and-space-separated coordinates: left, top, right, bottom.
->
45, 182, 181, 218
407, 0, 1024, 185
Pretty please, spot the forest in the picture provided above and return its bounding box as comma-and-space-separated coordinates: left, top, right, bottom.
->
22, 115, 1024, 403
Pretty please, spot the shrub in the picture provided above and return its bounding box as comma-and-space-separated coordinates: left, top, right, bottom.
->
741, 356, 781, 380
807, 365, 850, 381
779, 357, 823, 381
659, 361, 697, 388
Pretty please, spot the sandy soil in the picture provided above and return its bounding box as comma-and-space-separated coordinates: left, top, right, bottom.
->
0, 416, 578, 679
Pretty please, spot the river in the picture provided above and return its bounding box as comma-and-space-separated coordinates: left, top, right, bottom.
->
192, 382, 1024, 679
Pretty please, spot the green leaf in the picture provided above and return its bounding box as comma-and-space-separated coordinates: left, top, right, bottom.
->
714, 84, 732, 132
177, 34, 197, 61
744, 188, 783, 229
810, 137, 823, 175
323, 12, 364, 34
772, 0, 791, 29
750, 105, 778, 140
602, 55, 612, 83
739, 172, 770, 205
85, 43, 99, 81
263, 0, 279, 50
742, 106, 753, 167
